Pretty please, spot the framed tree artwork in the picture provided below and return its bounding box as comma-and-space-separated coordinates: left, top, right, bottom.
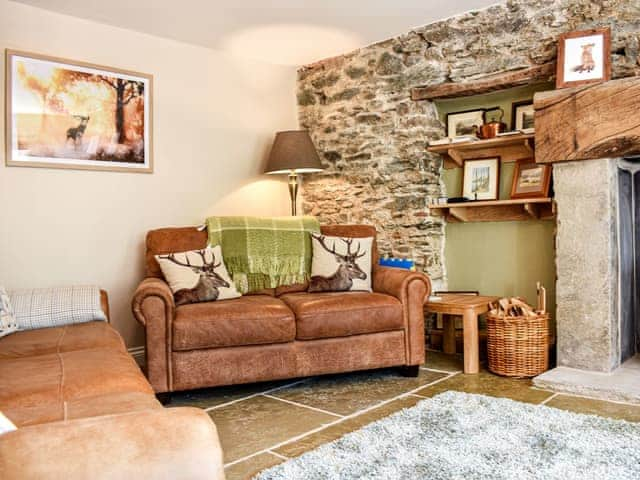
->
556, 28, 611, 89
462, 157, 500, 201
510, 160, 551, 199
5, 50, 153, 173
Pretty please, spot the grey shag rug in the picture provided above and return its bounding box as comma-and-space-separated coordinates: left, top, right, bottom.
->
255, 391, 640, 480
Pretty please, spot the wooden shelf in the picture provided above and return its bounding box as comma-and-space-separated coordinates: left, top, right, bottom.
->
411, 62, 555, 101
428, 198, 555, 223
428, 133, 535, 169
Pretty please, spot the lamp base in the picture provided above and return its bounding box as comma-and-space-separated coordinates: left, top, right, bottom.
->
288, 171, 299, 216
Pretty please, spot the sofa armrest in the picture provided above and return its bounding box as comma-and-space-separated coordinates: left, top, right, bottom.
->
373, 266, 431, 366
0, 408, 225, 480
132, 278, 176, 393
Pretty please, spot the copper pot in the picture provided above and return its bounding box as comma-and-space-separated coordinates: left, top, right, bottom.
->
476, 107, 507, 139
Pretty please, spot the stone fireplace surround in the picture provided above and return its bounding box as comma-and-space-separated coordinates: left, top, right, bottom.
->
534, 158, 640, 403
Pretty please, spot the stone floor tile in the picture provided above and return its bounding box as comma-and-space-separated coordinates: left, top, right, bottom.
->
415, 370, 553, 404
270, 368, 446, 415
224, 452, 284, 480
423, 350, 465, 372
545, 394, 640, 422
274, 395, 423, 458
208, 394, 336, 463
168, 379, 300, 409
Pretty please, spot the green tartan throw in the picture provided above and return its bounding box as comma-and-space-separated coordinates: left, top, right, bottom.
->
206, 216, 320, 293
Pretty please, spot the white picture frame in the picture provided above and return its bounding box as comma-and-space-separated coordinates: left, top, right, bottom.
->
462, 157, 500, 201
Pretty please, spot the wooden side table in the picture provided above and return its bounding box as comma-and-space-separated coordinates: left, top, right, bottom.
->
425, 294, 499, 374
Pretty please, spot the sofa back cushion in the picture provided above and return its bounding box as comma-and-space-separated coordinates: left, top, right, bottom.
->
146, 227, 208, 278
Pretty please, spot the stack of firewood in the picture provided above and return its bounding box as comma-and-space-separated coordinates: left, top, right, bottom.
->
488, 282, 547, 318
489, 297, 537, 317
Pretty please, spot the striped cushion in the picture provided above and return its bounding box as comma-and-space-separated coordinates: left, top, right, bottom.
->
9, 286, 106, 331
0, 287, 19, 338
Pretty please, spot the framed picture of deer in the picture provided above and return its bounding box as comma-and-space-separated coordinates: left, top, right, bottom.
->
5, 49, 153, 173
556, 28, 611, 89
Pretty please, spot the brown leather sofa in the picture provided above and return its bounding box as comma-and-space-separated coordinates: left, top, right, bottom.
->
133, 224, 431, 397
0, 291, 224, 480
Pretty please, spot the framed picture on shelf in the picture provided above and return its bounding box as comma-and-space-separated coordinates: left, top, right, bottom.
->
511, 101, 535, 131
510, 160, 551, 199
556, 27, 611, 89
462, 157, 500, 201
446, 108, 486, 139
5, 49, 153, 173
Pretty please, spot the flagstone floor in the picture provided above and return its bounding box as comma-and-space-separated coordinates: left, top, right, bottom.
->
167, 352, 640, 480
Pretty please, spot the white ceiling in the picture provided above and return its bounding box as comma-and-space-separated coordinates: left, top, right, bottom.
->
13, 0, 500, 65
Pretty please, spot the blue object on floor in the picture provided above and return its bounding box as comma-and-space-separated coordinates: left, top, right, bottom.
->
379, 257, 415, 270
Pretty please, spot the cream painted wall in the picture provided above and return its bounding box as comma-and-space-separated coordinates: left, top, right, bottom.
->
0, 1, 298, 347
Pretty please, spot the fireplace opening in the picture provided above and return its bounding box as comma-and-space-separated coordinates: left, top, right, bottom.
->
618, 159, 640, 363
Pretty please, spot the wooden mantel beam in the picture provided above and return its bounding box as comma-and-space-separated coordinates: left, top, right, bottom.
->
411, 62, 555, 101
535, 76, 640, 164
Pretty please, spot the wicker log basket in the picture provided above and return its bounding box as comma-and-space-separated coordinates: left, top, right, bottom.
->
487, 294, 550, 378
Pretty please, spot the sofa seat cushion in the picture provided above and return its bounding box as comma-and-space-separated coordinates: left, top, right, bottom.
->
280, 292, 404, 340
2, 391, 160, 428
0, 348, 154, 427
172, 295, 296, 350
0, 321, 124, 360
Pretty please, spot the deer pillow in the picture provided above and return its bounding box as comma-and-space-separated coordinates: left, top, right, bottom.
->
155, 245, 240, 306
308, 234, 373, 293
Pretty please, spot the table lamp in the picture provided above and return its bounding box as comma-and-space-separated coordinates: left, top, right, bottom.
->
264, 130, 324, 216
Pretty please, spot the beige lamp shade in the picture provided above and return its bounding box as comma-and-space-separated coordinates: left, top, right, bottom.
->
264, 130, 323, 174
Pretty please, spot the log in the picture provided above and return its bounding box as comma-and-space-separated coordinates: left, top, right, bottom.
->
411, 62, 555, 101
491, 297, 537, 318
534, 76, 640, 164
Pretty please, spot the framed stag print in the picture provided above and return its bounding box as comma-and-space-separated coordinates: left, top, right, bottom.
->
556, 28, 611, 89
5, 50, 153, 173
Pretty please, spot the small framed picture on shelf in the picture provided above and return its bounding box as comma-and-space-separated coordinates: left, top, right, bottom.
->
556, 27, 611, 89
462, 157, 500, 201
510, 160, 551, 199
446, 109, 486, 139
511, 101, 535, 131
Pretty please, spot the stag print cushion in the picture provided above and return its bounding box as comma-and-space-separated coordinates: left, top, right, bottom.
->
0, 287, 19, 338
308, 234, 373, 293
156, 245, 241, 305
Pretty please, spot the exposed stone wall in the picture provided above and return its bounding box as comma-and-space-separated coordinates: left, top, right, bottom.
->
297, 0, 640, 287
554, 159, 619, 373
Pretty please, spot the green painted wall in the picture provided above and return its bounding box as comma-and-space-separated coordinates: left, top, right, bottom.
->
437, 84, 556, 318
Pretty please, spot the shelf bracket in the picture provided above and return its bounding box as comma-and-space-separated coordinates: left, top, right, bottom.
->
524, 202, 540, 219
446, 148, 464, 167
447, 207, 469, 222
524, 138, 535, 154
